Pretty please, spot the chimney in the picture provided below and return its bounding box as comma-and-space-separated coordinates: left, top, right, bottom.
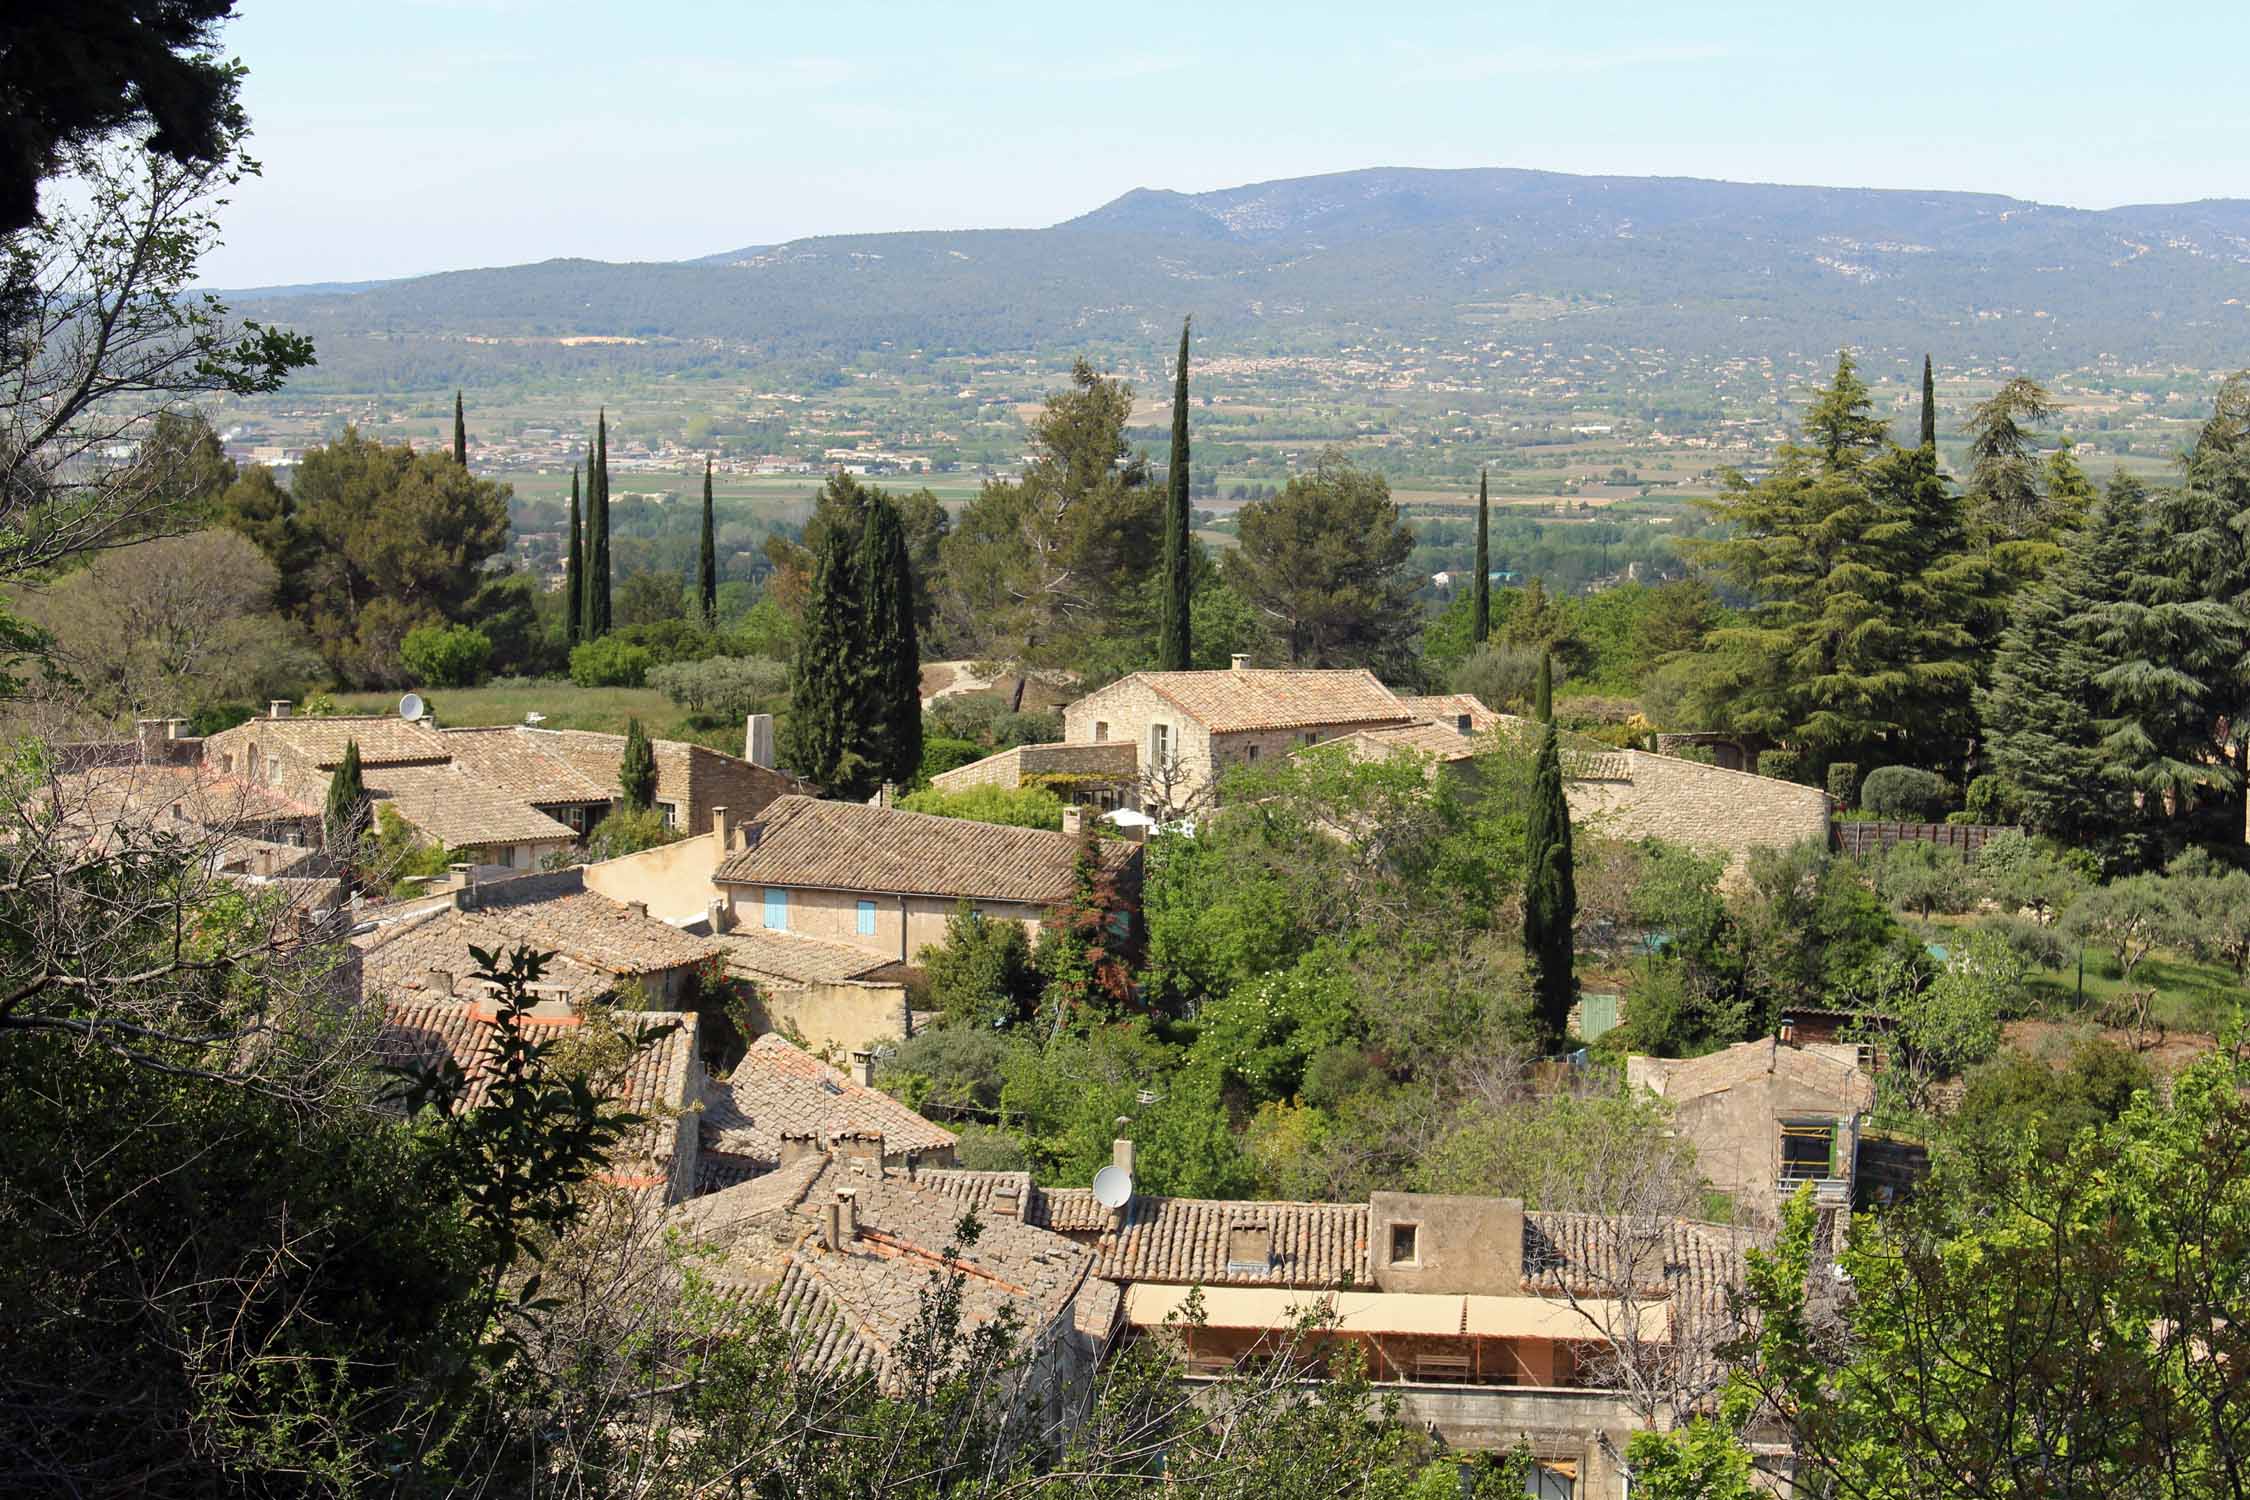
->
835, 1188, 858, 1240
744, 713, 775, 769
134, 718, 166, 762
778, 1130, 820, 1166
165, 718, 190, 742
993, 1184, 1021, 1218
851, 1049, 877, 1087
876, 781, 898, 809
626, 899, 649, 919
1229, 653, 1251, 672
1112, 1138, 1136, 1177
1060, 805, 1086, 838
422, 968, 454, 997
706, 895, 733, 933
711, 804, 732, 849
834, 1130, 885, 1169
820, 1201, 841, 1251
268, 699, 292, 719
1225, 1222, 1275, 1271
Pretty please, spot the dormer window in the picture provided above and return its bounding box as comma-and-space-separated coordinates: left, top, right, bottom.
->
1225, 1224, 1274, 1273
1389, 1222, 1420, 1266
1455, 714, 1473, 734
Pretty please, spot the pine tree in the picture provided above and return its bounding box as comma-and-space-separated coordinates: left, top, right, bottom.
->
1473, 468, 1491, 644
324, 739, 369, 849
1523, 717, 1577, 1048
587, 413, 612, 637
698, 457, 718, 624
565, 464, 584, 647
1919, 355, 1936, 451
1535, 648, 1553, 722
783, 521, 865, 794
856, 496, 922, 789
619, 718, 656, 809
452, 390, 467, 467
1159, 316, 1193, 671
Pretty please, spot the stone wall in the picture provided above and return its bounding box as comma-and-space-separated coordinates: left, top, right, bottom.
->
929, 739, 1139, 794
660, 742, 801, 835
745, 978, 914, 1058
720, 881, 1049, 963
1568, 750, 1830, 873
1369, 1191, 1526, 1296
1061, 676, 1411, 809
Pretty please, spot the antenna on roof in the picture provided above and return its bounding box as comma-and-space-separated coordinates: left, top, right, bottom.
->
398, 692, 425, 721
1091, 1163, 1134, 1210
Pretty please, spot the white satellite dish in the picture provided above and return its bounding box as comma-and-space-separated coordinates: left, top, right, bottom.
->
398, 692, 425, 721
1091, 1164, 1134, 1210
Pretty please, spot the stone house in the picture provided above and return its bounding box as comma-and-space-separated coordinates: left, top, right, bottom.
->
351, 867, 725, 1010
696, 1032, 958, 1189
707, 795, 1142, 964
200, 706, 804, 869
1627, 1038, 1876, 1228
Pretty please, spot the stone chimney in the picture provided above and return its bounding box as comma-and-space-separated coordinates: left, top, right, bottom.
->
268, 699, 291, 719
875, 782, 897, 809
851, 1049, 877, 1087
706, 895, 733, 934
711, 805, 732, 851
1230, 653, 1251, 672
1225, 1221, 1275, 1271
1112, 1137, 1136, 1177
834, 1130, 885, 1169
820, 1201, 841, 1251
744, 713, 775, 769
778, 1130, 820, 1166
134, 718, 167, 762
993, 1183, 1021, 1218
1060, 805, 1086, 838
835, 1188, 858, 1240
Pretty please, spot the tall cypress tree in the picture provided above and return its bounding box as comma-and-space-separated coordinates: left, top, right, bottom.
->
587, 412, 612, 638
453, 390, 467, 467
1473, 468, 1491, 644
619, 718, 656, 809
856, 496, 922, 789
324, 739, 369, 850
1523, 716, 1577, 1048
565, 464, 584, 647
698, 457, 718, 623
1159, 316, 1193, 671
783, 522, 864, 794
1534, 648, 1553, 722
1919, 355, 1936, 451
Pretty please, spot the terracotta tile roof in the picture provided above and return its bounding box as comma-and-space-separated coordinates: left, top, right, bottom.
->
670, 1154, 1112, 1392
713, 795, 1137, 905
353, 880, 723, 1004
436, 725, 616, 803
913, 1168, 1037, 1218
364, 763, 579, 849
1066, 1195, 1374, 1288
1320, 721, 1490, 764
1636, 1038, 1875, 1112
1132, 669, 1414, 733
1398, 694, 1503, 731
715, 929, 899, 985
208, 715, 452, 769
47, 764, 320, 832
701, 1034, 957, 1171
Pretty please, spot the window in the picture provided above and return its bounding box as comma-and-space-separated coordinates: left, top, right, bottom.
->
1149, 722, 1171, 764
763, 888, 789, 931
1388, 1223, 1419, 1266
1244, 744, 1260, 762
1093, 720, 1109, 742
1780, 1120, 1836, 1180
856, 899, 877, 936
1455, 714, 1473, 734
656, 801, 678, 830
1224, 1224, 1274, 1272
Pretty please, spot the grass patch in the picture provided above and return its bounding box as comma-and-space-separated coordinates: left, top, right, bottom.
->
329, 681, 743, 752
2023, 946, 2247, 1036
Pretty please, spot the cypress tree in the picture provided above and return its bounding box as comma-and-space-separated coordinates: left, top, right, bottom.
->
587, 412, 612, 637
565, 464, 584, 647
619, 718, 656, 809
1159, 316, 1193, 671
856, 496, 922, 789
324, 739, 369, 850
1473, 468, 1491, 644
698, 457, 718, 623
1523, 717, 1577, 1048
1534, 648, 1553, 722
783, 522, 865, 794
1919, 355, 1936, 451
453, 390, 467, 467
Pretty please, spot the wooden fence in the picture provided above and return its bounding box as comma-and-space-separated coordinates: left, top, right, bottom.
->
1832, 820, 2014, 861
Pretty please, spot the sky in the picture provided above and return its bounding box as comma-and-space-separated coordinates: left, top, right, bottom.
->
202, 0, 2250, 287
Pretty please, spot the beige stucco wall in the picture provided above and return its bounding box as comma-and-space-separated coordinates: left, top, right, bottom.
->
582, 830, 724, 922
1633, 1045, 1873, 1224
1368, 1192, 1526, 1296
1568, 750, 1831, 872
721, 882, 1048, 963
745, 979, 913, 1058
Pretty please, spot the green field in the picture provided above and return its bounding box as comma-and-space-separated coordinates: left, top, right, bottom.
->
329, 681, 738, 750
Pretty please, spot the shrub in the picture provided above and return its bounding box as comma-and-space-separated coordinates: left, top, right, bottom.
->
919, 736, 986, 783
1963, 774, 2023, 827
398, 623, 492, 688
915, 905, 1041, 1027
1972, 830, 2089, 919
648, 656, 787, 720
924, 691, 1009, 745
1879, 840, 1975, 920
1974, 911, 2069, 972
584, 804, 677, 861
1756, 749, 1806, 784
897, 783, 1066, 830
569, 637, 654, 688
611, 617, 721, 665
1826, 761, 1861, 808
1450, 642, 1544, 713
1861, 765, 1952, 821
992, 710, 1064, 748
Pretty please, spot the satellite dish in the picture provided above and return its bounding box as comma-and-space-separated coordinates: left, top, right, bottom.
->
1091, 1164, 1134, 1210
398, 692, 425, 721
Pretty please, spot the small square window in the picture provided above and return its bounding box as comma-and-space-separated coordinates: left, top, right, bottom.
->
1093, 720, 1109, 742
1389, 1223, 1419, 1265
856, 899, 877, 936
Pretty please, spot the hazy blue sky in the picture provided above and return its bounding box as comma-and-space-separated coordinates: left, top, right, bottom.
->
205, 0, 2248, 286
